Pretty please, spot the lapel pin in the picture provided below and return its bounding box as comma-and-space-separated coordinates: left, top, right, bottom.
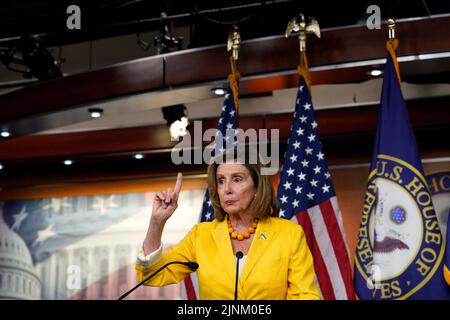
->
259, 233, 267, 240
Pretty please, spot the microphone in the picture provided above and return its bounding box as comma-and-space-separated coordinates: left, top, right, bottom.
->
234, 251, 244, 300
183, 262, 199, 270
118, 261, 198, 300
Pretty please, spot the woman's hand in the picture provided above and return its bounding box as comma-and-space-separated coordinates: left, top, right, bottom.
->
151, 172, 183, 224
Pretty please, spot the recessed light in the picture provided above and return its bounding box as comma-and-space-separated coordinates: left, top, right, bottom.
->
88, 108, 103, 118
211, 87, 226, 96
1, 130, 11, 138
368, 69, 383, 77
134, 154, 144, 160
63, 159, 73, 165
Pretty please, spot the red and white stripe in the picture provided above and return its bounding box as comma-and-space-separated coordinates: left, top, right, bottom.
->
182, 271, 199, 300
293, 196, 354, 300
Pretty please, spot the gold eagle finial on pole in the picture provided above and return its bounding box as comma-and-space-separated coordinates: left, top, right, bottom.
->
285, 13, 320, 52
227, 25, 241, 61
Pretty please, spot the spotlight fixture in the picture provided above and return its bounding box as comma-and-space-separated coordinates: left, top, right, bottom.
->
88, 108, 104, 118
212, 87, 226, 96
0, 35, 63, 81
1, 130, 11, 138
368, 68, 383, 77
63, 159, 73, 166
162, 104, 190, 141
153, 12, 183, 54
134, 153, 144, 160
0, 164, 3, 170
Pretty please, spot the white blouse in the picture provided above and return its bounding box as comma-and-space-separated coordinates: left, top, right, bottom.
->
137, 243, 247, 278
237, 255, 247, 278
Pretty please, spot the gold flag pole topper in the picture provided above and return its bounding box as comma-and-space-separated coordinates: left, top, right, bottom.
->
227, 25, 241, 113
227, 25, 241, 62
285, 13, 320, 92
386, 18, 401, 83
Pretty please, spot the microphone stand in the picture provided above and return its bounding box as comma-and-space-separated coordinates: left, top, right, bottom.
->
234, 251, 244, 300
118, 261, 198, 300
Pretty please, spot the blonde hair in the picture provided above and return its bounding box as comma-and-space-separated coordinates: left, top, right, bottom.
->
206, 146, 279, 221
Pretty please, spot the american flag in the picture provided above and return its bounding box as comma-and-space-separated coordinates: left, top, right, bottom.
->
199, 91, 239, 223
182, 89, 238, 299
277, 75, 355, 300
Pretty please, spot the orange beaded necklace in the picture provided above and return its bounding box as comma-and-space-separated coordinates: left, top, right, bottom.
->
227, 217, 259, 241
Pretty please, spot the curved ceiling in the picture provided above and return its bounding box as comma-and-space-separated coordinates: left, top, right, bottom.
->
2, 0, 449, 47
0, 2, 449, 188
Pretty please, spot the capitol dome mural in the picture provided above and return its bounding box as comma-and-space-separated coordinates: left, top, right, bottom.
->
0, 201, 41, 299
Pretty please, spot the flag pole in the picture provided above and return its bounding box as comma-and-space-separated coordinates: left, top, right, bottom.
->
386, 18, 401, 83
285, 13, 320, 94
279, 13, 356, 299
227, 25, 241, 116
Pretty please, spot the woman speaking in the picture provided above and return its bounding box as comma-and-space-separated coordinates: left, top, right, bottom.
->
136, 147, 321, 300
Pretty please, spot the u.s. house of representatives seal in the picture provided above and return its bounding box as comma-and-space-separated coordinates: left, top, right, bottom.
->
355, 155, 444, 299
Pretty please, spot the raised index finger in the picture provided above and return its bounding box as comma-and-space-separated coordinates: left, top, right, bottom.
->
174, 172, 183, 194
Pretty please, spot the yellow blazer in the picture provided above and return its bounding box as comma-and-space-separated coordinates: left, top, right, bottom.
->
135, 217, 321, 300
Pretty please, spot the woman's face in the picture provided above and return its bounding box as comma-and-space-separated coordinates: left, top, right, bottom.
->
216, 162, 256, 216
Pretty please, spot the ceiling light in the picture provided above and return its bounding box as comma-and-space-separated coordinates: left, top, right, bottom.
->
212, 87, 226, 96
368, 68, 383, 77
169, 117, 189, 141
63, 159, 73, 166
134, 154, 144, 160
1, 130, 11, 138
88, 108, 103, 118
162, 104, 190, 141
